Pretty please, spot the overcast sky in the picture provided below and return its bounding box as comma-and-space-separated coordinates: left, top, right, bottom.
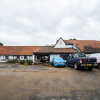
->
0, 0, 100, 46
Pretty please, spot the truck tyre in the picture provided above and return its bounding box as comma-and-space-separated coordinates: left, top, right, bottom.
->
88, 67, 93, 70
98, 64, 100, 69
74, 63, 79, 70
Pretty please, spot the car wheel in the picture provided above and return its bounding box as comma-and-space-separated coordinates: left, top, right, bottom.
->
74, 63, 79, 70
52, 62, 54, 66
67, 62, 69, 66
51, 63, 53, 66
88, 67, 93, 70
54, 64, 57, 68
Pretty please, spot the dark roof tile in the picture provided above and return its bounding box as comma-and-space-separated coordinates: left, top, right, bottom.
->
64, 40, 100, 53
34, 46, 78, 53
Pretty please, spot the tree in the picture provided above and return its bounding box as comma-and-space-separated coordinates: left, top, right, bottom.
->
0, 43, 3, 46
69, 38, 77, 40
45, 44, 54, 46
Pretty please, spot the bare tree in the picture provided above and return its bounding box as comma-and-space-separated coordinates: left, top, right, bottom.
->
45, 44, 54, 46
69, 38, 77, 40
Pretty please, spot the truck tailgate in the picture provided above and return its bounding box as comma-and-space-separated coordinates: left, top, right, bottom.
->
81, 58, 96, 64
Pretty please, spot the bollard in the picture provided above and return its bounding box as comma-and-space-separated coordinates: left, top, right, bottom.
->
24, 63, 27, 66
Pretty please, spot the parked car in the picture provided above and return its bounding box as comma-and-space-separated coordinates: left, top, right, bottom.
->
67, 53, 98, 70
51, 57, 66, 67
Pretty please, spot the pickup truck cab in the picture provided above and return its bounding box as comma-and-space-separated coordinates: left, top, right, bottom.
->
67, 53, 98, 70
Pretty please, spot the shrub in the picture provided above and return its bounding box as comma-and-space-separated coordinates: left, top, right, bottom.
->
27, 60, 33, 65
20, 60, 33, 65
7, 59, 18, 63
20, 60, 26, 64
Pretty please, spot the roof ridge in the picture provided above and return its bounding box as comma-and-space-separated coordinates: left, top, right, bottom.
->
64, 40, 98, 41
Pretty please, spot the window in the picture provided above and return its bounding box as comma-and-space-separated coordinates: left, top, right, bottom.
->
5, 56, 8, 60
24, 56, 27, 59
0, 55, 5, 61
17, 56, 20, 59
74, 54, 78, 58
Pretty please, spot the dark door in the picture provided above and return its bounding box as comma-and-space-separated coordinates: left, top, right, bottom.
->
68, 55, 74, 65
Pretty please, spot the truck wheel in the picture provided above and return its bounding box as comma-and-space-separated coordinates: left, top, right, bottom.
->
74, 63, 79, 70
88, 67, 93, 70
98, 64, 100, 69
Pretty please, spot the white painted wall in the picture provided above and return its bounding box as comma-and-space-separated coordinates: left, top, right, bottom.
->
0, 55, 5, 60
0, 55, 34, 62
20, 56, 24, 60
27, 56, 30, 60
29, 56, 33, 60
0, 55, 4, 60
26, 56, 33, 60
50, 54, 60, 62
87, 53, 100, 63
0, 55, 6, 62
33, 55, 35, 62
0, 55, 17, 61
54, 38, 73, 48
67, 45, 73, 48
14, 56, 17, 59
8, 56, 13, 60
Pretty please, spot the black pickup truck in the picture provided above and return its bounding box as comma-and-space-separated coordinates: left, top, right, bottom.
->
67, 53, 98, 70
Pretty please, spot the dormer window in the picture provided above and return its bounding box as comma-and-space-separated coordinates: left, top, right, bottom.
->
60, 42, 62, 44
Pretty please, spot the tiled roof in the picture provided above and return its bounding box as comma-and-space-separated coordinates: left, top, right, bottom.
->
0, 46, 78, 55
34, 46, 78, 53
0, 46, 38, 55
64, 40, 100, 53
0, 40, 100, 55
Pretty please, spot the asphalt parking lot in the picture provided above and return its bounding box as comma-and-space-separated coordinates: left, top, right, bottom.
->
0, 63, 100, 100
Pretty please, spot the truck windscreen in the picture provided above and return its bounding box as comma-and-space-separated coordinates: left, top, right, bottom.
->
78, 55, 86, 58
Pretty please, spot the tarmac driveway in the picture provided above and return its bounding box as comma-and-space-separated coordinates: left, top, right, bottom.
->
0, 63, 100, 100
0, 63, 48, 71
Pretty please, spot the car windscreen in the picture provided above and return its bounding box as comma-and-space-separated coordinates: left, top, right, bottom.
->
55, 57, 64, 61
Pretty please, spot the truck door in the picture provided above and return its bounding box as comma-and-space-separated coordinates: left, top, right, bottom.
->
71, 54, 78, 65
69, 55, 74, 65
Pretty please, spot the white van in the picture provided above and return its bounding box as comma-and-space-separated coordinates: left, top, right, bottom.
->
88, 53, 100, 68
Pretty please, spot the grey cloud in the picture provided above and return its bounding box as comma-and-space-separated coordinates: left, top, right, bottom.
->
0, 0, 100, 46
